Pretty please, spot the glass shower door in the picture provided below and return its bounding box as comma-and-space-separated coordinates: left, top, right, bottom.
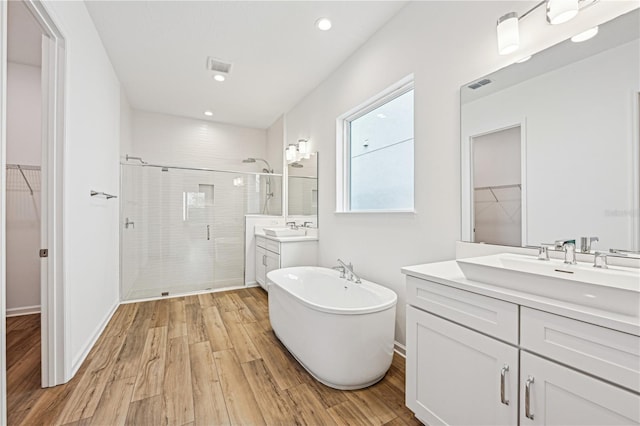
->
120, 164, 281, 300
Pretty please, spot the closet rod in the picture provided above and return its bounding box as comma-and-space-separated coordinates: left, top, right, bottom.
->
474, 183, 521, 191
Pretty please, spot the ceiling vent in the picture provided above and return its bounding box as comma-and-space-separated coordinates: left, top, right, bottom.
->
467, 79, 492, 90
206, 57, 232, 74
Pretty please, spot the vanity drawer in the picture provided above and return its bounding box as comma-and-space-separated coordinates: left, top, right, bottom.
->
265, 239, 281, 254
256, 236, 266, 249
406, 276, 518, 344
521, 307, 640, 393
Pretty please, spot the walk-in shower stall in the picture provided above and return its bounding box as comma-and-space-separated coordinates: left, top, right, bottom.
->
120, 161, 281, 300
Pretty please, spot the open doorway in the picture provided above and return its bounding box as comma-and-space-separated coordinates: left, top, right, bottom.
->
471, 126, 523, 246
2, 0, 66, 421
5, 1, 46, 421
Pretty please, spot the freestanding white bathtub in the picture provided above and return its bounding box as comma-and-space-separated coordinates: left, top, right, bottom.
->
267, 266, 398, 390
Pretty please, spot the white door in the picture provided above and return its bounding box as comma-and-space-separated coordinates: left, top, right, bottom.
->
520, 351, 640, 425
406, 306, 518, 425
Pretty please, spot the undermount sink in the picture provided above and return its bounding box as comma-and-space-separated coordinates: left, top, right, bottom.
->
456, 253, 640, 318
263, 227, 307, 237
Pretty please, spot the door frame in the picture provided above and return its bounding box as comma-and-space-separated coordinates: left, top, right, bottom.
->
1, 4, 67, 421
461, 118, 528, 246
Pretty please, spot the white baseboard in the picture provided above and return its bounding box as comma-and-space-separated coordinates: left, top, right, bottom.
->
69, 301, 119, 379
6, 305, 41, 317
394, 341, 406, 357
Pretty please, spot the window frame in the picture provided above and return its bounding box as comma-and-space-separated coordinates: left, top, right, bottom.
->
336, 76, 415, 213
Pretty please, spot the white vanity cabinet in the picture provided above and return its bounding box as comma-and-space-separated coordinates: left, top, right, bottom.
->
407, 306, 518, 425
404, 273, 640, 426
520, 351, 639, 425
255, 235, 317, 290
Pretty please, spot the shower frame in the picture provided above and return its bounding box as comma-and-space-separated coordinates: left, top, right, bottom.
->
119, 160, 283, 300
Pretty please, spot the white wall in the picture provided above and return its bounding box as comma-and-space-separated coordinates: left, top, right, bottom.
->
44, 0, 122, 375
130, 110, 268, 171
6, 62, 41, 315
463, 40, 639, 250
120, 88, 133, 159
7, 63, 41, 165
266, 114, 284, 174
282, 1, 636, 346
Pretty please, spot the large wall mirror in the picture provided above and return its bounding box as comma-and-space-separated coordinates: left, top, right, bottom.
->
287, 154, 318, 220
461, 8, 640, 252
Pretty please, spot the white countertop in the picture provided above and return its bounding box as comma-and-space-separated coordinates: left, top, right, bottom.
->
402, 260, 640, 336
255, 232, 318, 243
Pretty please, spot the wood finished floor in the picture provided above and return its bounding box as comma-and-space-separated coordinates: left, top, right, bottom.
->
6, 287, 420, 426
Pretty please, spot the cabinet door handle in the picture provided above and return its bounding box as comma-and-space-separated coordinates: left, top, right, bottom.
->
525, 376, 535, 420
207, 225, 210, 241
263, 255, 267, 266
500, 365, 509, 405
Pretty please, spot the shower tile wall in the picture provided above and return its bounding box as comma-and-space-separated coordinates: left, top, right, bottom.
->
121, 165, 281, 300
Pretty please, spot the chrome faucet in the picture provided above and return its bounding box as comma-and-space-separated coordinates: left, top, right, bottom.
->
555, 239, 577, 264
580, 236, 599, 253
537, 245, 550, 261
286, 221, 298, 230
593, 251, 608, 269
332, 264, 346, 278
336, 259, 362, 284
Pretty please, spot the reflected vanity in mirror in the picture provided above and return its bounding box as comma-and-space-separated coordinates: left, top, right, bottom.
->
287, 153, 318, 221
461, 8, 640, 253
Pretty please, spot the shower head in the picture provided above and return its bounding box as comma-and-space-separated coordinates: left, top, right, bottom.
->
242, 157, 273, 173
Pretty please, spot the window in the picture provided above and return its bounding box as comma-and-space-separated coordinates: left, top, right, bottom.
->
338, 80, 414, 212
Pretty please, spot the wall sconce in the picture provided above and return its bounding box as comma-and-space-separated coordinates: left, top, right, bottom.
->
286, 139, 312, 163
496, 0, 598, 56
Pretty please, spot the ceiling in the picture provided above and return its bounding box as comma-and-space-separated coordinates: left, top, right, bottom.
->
8, 1, 43, 67
85, 1, 408, 129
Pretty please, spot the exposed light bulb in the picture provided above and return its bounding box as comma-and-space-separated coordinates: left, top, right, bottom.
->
546, 0, 579, 25
497, 12, 519, 55
315, 17, 332, 31
204, 111, 213, 116
571, 26, 599, 42
213, 74, 226, 82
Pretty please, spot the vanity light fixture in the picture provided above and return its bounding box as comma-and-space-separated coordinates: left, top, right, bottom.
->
286, 139, 312, 163
315, 17, 332, 31
571, 26, 598, 42
496, 0, 599, 55
204, 110, 213, 117
497, 12, 520, 55
546, 0, 579, 25
213, 74, 226, 82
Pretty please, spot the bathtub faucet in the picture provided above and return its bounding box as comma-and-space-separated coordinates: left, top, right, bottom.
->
336, 259, 362, 284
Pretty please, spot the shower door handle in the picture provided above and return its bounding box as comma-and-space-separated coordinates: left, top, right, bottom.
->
206, 225, 210, 241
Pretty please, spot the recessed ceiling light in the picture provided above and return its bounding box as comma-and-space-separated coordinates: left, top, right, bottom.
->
204, 111, 213, 117
315, 18, 332, 31
213, 74, 226, 82
571, 26, 599, 43
516, 55, 532, 63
